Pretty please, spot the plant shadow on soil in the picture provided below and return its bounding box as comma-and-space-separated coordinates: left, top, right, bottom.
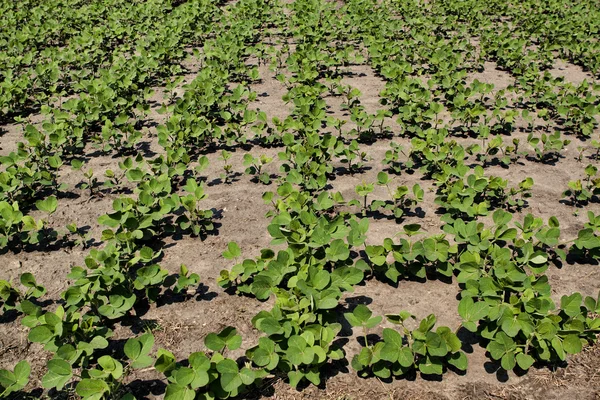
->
355, 250, 454, 285
0, 296, 54, 325
207, 172, 243, 186
128, 283, 218, 323
128, 379, 168, 399
160, 208, 224, 245
333, 165, 373, 176
355, 205, 426, 221
0, 225, 97, 256
563, 252, 600, 266
4, 388, 44, 400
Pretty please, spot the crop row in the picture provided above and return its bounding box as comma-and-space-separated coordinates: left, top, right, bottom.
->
1, 0, 600, 398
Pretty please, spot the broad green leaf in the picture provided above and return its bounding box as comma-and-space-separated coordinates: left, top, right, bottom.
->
223, 242, 241, 259
164, 383, 196, 400
29, 325, 53, 343
515, 353, 534, 370
561, 293, 582, 317
205, 327, 241, 352
501, 351, 516, 371
76, 379, 109, 398
35, 196, 58, 214
448, 351, 468, 371
563, 335, 583, 354
217, 359, 242, 393
501, 318, 520, 337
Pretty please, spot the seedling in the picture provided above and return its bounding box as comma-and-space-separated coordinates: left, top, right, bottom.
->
164, 76, 184, 104
338, 140, 369, 173
243, 154, 273, 184
576, 146, 586, 162
345, 305, 383, 370
335, 83, 362, 110
371, 171, 423, 220
348, 308, 467, 378
500, 138, 522, 166
591, 139, 600, 160
173, 264, 200, 295
527, 131, 570, 163
466, 134, 503, 165
103, 169, 124, 191
220, 150, 234, 184
0, 272, 46, 315
383, 142, 412, 174
354, 182, 374, 216
325, 116, 347, 137
65, 223, 92, 249
563, 164, 600, 206
175, 179, 215, 237
81, 168, 99, 197
0, 361, 30, 397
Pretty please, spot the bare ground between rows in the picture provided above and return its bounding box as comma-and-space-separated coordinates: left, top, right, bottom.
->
0, 51, 599, 400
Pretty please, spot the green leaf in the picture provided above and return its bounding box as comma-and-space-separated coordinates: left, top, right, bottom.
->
515, 353, 534, 370
124, 339, 142, 361
19, 273, 36, 288
458, 297, 488, 332
380, 328, 403, 362
331, 267, 364, 291
312, 270, 330, 291
28, 325, 53, 343
164, 383, 196, 400
240, 367, 256, 385
552, 337, 566, 361
492, 209, 512, 226
173, 368, 195, 386
288, 370, 304, 388
256, 317, 283, 335
344, 305, 382, 329
0, 370, 16, 390
13, 360, 30, 388
561, 293, 582, 317
501, 352, 516, 371
365, 314, 383, 329
71, 159, 84, 170
42, 359, 72, 390
217, 359, 242, 393
47, 359, 71, 376
42, 372, 71, 391
487, 332, 515, 360
345, 305, 369, 327
496, 228, 517, 241
563, 335, 583, 354
418, 356, 443, 375
223, 242, 241, 259
154, 349, 176, 374
501, 318, 520, 337
355, 347, 374, 368
76, 379, 109, 398
126, 168, 145, 182
448, 351, 468, 371
403, 224, 423, 236
397, 347, 414, 368
35, 196, 58, 214
529, 254, 548, 265
326, 239, 350, 261
205, 327, 242, 352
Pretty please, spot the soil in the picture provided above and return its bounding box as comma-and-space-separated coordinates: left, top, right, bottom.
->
1, 41, 600, 400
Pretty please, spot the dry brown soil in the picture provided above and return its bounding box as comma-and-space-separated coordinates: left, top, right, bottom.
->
1, 50, 600, 400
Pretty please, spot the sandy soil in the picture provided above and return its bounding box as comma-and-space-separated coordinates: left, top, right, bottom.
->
1, 38, 600, 400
